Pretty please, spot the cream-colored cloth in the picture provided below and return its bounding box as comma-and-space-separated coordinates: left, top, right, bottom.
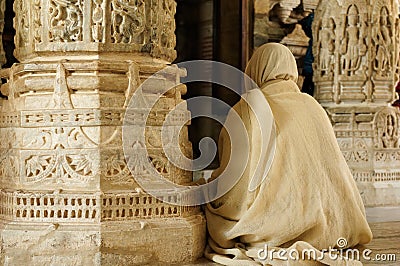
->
244, 42, 298, 90
205, 43, 372, 265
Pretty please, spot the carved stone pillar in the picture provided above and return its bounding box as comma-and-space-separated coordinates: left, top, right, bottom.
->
313, 0, 400, 207
0, 0, 205, 264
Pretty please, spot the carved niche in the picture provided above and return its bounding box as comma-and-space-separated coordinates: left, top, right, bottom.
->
374, 107, 400, 149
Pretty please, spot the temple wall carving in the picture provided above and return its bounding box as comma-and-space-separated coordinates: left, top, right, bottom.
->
313, 0, 399, 105
0, 0, 206, 264
314, 0, 400, 207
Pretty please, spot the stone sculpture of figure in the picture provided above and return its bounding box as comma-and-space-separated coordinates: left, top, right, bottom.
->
341, 5, 363, 76
396, 19, 400, 77
205, 43, 372, 265
382, 114, 398, 148
318, 18, 335, 77
111, 0, 145, 43
374, 7, 392, 76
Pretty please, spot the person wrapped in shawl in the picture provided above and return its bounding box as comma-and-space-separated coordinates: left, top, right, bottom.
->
205, 43, 372, 265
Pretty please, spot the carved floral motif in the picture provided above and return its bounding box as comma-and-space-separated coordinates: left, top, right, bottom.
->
103, 153, 132, 184
160, 0, 176, 51
340, 139, 369, 163
49, 0, 84, 42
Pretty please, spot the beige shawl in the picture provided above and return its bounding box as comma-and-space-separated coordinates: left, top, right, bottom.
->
205, 43, 372, 265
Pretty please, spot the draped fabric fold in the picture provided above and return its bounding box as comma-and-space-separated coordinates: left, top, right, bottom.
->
205, 43, 372, 265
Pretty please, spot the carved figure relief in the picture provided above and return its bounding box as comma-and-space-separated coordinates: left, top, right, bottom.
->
0, 154, 18, 181
382, 114, 397, 148
380, 114, 399, 148
0, 129, 18, 181
49, 0, 83, 42
318, 17, 335, 77
13, 0, 177, 62
314, 0, 400, 207
375, 109, 400, 149
341, 4, 366, 76
92, 0, 105, 42
373, 7, 392, 77
111, 0, 145, 44
314, 0, 400, 105
396, 18, 400, 78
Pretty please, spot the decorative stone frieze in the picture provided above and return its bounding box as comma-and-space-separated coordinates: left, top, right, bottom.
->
13, 0, 177, 62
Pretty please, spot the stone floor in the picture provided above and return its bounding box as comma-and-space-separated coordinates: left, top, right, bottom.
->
360, 221, 400, 265
185, 207, 400, 265
361, 207, 400, 265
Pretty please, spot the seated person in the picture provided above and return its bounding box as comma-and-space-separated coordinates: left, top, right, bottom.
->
205, 43, 372, 265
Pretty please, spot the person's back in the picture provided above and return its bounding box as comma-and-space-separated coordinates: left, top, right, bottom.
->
205, 43, 372, 265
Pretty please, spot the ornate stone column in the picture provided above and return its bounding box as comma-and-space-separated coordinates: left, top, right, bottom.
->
313, 0, 400, 207
0, 0, 205, 264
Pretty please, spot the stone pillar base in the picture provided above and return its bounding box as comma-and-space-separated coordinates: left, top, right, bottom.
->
0, 215, 206, 265
357, 181, 400, 207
